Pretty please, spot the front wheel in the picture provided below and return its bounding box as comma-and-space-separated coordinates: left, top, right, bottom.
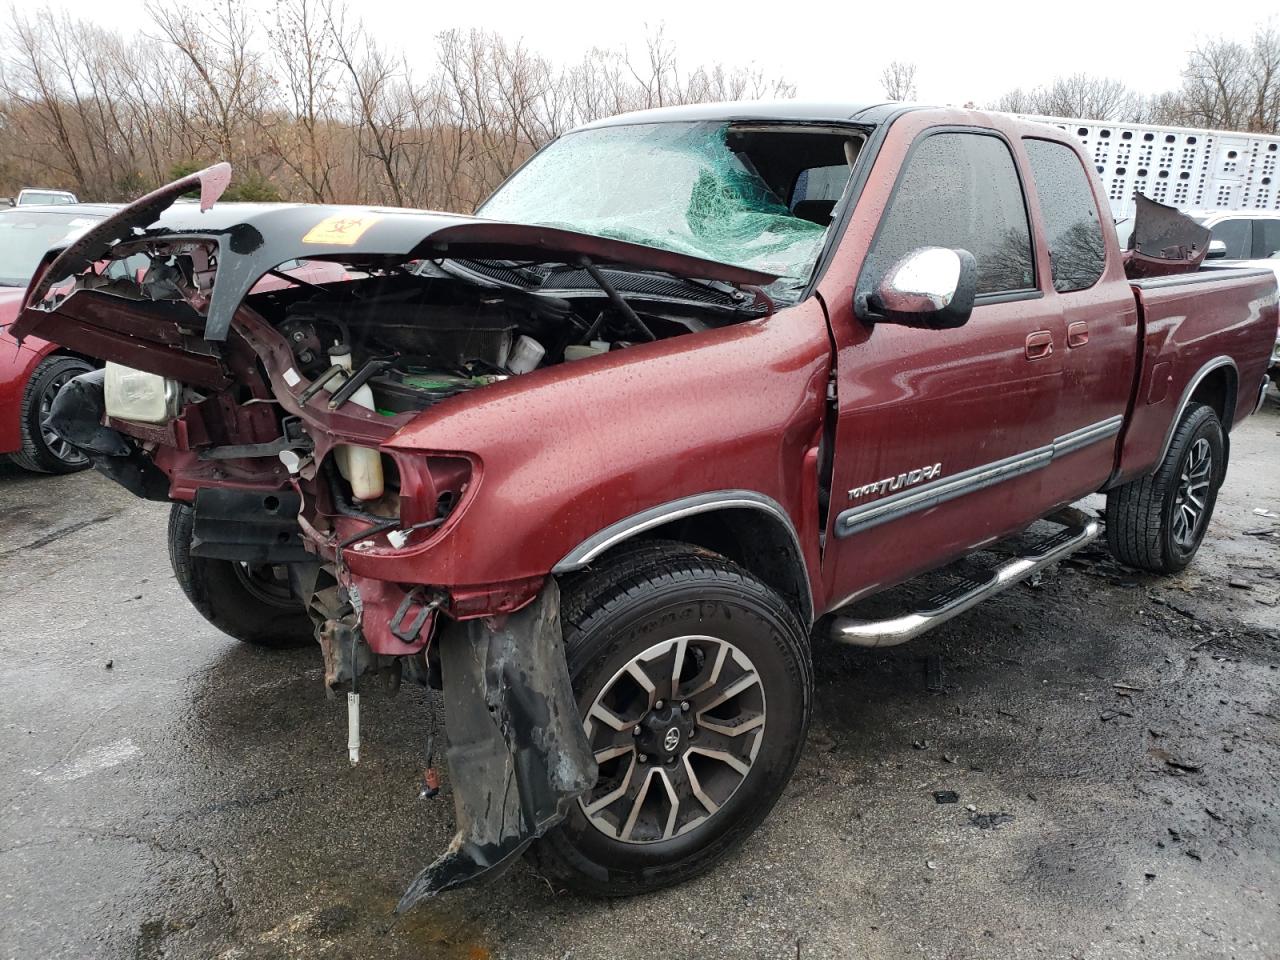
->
528, 541, 813, 896
9, 355, 93, 474
167, 503, 314, 648
1106, 402, 1226, 573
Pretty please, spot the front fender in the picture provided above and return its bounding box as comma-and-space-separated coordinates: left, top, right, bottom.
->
0, 330, 53, 454
346, 299, 831, 599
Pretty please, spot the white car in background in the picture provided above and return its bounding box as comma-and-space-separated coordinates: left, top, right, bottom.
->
13, 188, 79, 207
1186, 212, 1280, 375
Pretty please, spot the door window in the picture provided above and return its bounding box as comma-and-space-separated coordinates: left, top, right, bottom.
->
1024, 139, 1106, 292
865, 132, 1034, 297
1208, 219, 1251, 259
1255, 219, 1280, 259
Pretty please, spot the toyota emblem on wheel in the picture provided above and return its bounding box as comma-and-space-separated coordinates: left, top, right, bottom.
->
663, 727, 681, 752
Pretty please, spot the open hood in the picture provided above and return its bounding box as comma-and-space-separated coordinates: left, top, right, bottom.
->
12, 162, 777, 347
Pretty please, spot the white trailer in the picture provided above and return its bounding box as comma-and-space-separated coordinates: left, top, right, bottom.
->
1019, 115, 1280, 221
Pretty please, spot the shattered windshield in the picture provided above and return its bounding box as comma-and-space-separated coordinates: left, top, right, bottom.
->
478, 122, 841, 299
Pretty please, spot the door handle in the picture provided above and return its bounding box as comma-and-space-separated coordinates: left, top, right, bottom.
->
1025, 330, 1054, 360
1067, 321, 1089, 348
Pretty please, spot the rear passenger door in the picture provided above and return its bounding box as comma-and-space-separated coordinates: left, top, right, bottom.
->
1021, 137, 1138, 504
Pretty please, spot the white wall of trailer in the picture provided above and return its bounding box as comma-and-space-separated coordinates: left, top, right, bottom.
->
1017, 115, 1280, 221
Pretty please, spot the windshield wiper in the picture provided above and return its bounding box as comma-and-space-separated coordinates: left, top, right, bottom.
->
576, 256, 655, 342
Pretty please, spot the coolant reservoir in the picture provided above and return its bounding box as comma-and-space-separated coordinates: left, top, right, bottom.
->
329, 346, 384, 501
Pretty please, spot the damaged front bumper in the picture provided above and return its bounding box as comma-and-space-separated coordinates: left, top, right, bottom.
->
398, 580, 595, 910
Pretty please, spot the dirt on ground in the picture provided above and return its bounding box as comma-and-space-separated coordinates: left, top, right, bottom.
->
1, 402, 1277, 960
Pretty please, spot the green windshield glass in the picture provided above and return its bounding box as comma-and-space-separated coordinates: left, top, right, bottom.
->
478, 122, 831, 297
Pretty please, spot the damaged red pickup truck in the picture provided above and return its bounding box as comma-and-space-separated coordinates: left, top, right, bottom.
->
13, 103, 1277, 910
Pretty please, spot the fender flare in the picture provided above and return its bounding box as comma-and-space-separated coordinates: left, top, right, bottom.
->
552, 489, 814, 625
1156, 355, 1238, 467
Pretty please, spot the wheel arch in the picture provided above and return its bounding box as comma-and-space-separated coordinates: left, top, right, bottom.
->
1157, 356, 1237, 469
553, 490, 814, 627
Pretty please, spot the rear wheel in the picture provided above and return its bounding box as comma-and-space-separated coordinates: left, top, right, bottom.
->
9, 355, 93, 474
1106, 402, 1226, 573
528, 541, 812, 896
167, 503, 314, 648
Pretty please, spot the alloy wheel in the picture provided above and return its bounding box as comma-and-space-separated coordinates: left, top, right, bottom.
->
579, 635, 766, 844
1172, 437, 1213, 549
38, 368, 88, 466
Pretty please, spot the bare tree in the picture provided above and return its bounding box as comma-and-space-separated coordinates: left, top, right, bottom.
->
0, 3, 799, 203
989, 22, 1280, 134
880, 61, 918, 102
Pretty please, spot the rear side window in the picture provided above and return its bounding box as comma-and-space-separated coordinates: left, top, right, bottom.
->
1257, 219, 1280, 259
1208, 219, 1251, 260
867, 132, 1034, 296
1024, 139, 1106, 292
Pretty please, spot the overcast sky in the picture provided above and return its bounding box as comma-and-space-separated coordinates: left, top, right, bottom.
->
40, 0, 1279, 107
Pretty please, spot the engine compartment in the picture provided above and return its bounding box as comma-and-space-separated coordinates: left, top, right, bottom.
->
247, 258, 770, 416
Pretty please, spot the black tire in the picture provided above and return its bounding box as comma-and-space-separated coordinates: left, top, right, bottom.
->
167, 503, 314, 648
528, 540, 813, 896
1106, 402, 1226, 574
9, 355, 93, 474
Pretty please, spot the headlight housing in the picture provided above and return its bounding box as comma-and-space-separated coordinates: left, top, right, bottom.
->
104, 362, 180, 423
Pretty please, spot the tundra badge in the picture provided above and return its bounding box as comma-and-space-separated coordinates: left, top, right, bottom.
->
848, 463, 942, 500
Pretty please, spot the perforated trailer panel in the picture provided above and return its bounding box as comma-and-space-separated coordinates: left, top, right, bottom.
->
1017, 115, 1280, 221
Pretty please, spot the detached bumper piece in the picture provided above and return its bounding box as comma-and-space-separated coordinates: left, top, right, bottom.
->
396, 581, 596, 912
45, 369, 169, 500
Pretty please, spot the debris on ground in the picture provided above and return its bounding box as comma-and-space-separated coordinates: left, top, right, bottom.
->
1100, 709, 1134, 721
933, 791, 959, 804
969, 812, 1015, 829
1149, 748, 1202, 773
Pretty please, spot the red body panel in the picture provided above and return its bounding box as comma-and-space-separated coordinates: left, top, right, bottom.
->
1115, 271, 1277, 485
0, 288, 57, 454
348, 300, 830, 603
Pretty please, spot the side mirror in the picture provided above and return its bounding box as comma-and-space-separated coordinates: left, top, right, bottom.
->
1206, 239, 1228, 260
859, 247, 977, 329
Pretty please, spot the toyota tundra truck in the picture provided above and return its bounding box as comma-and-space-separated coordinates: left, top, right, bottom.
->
12, 102, 1277, 911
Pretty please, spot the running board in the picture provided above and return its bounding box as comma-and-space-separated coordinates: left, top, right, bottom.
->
830, 507, 1101, 648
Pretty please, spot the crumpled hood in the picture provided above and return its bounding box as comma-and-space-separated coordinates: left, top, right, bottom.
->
13, 162, 778, 343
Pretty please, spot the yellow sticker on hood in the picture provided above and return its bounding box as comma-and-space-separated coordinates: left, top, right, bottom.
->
302, 214, 380, 245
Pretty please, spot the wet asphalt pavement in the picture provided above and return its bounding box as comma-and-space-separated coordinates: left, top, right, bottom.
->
2, 403, 1278, 960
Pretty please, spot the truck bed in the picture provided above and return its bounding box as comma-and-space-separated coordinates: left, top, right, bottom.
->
1114, 265, 1276, 486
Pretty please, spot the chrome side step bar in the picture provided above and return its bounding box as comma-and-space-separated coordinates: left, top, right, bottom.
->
831, 507, 1101, 648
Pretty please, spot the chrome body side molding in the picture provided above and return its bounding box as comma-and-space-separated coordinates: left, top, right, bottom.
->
1155, 356, 1239, 467
835, 416, 1123, 538
552, 489, 813, 624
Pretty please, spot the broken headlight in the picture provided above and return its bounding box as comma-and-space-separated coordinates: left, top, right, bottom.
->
103, 361, 180, 424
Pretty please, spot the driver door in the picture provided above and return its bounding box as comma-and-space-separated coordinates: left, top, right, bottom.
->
818, 127, 1066, 612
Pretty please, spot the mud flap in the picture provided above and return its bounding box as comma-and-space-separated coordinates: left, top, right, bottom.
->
396, 580, 595, 912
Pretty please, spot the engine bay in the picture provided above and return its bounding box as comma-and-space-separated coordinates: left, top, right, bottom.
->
250, 259, 769, 416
